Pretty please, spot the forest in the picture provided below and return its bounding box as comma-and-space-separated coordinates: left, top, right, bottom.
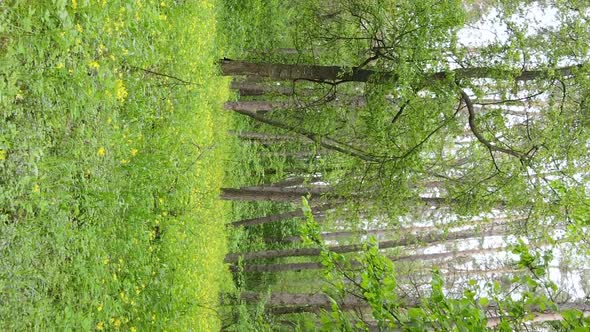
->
1, 0, 589, 331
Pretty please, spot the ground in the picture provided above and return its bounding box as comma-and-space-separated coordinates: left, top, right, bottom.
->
1, 1, 233, 330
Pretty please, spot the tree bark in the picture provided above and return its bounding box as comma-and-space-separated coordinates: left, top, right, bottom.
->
232, 245, 511, 273
230, 81, 299, 96
231, 109, 378, 162
220, 59, 388, 82
220, 186, 331, 202
220, 59, 582, 83
229, 131, 303, 143
225, 96, 368, 112
279, 216, 524, 243
229, 203, 334, 228
239, 290, 590, 323
239, 291, 375, 315
224, 101, 290, 113
486, 304, 590, 327
225, 222, 511, 263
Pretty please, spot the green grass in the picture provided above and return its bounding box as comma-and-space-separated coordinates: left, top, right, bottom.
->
0, 0, 233, 330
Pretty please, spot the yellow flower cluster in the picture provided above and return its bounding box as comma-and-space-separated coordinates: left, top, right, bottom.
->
115, 79, 128, 102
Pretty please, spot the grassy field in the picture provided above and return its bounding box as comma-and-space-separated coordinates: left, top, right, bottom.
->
1, 0, 233, 330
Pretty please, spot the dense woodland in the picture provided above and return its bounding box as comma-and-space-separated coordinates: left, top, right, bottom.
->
219, 0, 590, 330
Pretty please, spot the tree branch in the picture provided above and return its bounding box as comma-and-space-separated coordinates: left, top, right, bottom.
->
459, 90, 528, 161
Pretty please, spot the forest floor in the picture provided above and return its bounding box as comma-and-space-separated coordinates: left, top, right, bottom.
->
1, 1, 237, 330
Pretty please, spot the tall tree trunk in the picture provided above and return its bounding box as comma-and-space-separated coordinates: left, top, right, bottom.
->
486, 304, 590, 327
239, 290, 590, 322
229, 203, 334, 228
220, 59, 580, 83
240, 291, 372, 315
278, 216, 524, 243
230, 81, 301, 96
224, 101, 290, 113
225, 222, 510, 262
220, 59, 388, 82
229, 131, 303, 143
232, 109, 378, 161
225, 96, 369, 112
232, 246, 509, 273
220, 186, 331, 202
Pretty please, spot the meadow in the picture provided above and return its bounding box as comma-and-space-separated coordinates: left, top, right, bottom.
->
1, 0, 238, 330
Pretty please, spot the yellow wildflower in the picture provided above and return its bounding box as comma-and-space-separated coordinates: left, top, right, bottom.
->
113, 318, 121, 328
131, 148, 138, 156
15, 89, 24, 101
97, 147, 106, 157
56, 62, 65, 69
96, 322, 104, 331
130, 327, 137, 332
115, 79, 128, 102
76, 23, 83, 33
97, 303, 103, 311
120, 159, 129, 165
71, 0, 78, 10
103, 258, 110, 265
89, 61, 100, 69
32, 184, 40, 193
0, 149, 6, 160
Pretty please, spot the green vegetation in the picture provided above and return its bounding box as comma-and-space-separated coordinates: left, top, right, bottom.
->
217, 0, 590, 330
3, 0, 590, 331
1, 0, 232, 330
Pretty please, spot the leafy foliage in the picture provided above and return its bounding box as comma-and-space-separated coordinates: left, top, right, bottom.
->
1, 0, 232, 330
299, 202, 588, 331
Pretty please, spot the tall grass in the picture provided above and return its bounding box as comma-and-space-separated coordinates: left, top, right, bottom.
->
1, 0, 232, 330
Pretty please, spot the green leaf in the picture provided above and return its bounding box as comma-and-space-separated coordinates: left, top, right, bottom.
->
479, 297, 489, 307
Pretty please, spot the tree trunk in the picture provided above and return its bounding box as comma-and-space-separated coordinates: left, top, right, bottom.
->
225, 96, 368, 112
279, 216, 524, 243
220, 59, 388, 82
220, 186, 331, 202
231, 109, 379, 161
239, 291, 372, 315
225, 222, 511, 263
230, 81, 300, 96
486, 304, 590, 327
229, 131, 303, 143
224, 100, 290, 113
220, 59, 581, 83
229, 203, 334, 228
232, 246, 510, 273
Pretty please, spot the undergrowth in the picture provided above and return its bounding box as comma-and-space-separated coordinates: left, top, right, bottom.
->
0, 0, 232, 330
